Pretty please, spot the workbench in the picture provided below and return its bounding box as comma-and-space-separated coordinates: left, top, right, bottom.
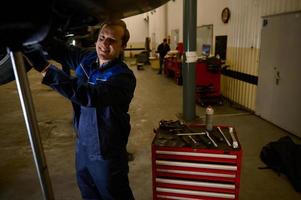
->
152, 121, 242, 200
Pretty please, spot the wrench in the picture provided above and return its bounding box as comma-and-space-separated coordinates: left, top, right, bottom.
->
176, 132, 213, 147
205, 131, 218, 147
217, 126, 231, 147
229, 127, 238, 149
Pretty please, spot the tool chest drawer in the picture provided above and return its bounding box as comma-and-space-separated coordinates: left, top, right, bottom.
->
152, 121, 242, 200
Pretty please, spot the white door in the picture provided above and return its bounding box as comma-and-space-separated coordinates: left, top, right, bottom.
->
256, 12, 301, 137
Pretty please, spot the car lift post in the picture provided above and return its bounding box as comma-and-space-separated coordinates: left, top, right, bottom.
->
7, 48, 54, 200
182, 0, 197, 121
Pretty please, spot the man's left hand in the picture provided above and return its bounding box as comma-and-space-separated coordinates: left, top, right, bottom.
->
22, 43, 50, 72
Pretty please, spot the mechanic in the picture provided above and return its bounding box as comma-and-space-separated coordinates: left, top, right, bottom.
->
23, 19, 136, 200
156, 38, 170, 74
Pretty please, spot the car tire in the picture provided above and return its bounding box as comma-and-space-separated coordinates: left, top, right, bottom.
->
0, 50, 32, 85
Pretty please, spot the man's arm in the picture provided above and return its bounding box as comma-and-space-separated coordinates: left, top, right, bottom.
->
43, 37, 91, 70
23, 43, 136, 107
42, 65, 136, 107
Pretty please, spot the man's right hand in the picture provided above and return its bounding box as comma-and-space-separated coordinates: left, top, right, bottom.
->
22, 43, 50, 72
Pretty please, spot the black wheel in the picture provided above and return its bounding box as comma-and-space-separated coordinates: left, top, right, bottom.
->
0, 49, 32, 85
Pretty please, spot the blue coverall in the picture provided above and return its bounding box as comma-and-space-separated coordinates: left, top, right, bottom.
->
41, 45, 136, 199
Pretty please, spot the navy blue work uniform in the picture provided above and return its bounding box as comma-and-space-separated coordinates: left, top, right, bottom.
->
42, 46, 136, 199
156, 42, 170, 74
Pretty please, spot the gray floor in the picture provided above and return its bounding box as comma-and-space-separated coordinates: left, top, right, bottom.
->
0, 61, 300, 200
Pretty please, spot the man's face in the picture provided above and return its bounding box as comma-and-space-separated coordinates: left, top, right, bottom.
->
96, 24, 125, 63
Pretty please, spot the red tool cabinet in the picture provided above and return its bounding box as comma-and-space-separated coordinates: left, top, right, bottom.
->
195, 59, 223, 106
164, 56, 182, 85
152, 124, 242, 200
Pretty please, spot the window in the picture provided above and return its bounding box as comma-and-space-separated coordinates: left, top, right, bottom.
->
196, 25, 213, 57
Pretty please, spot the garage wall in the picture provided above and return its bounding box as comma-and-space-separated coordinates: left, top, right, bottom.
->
124, 4, 168, 57
123, 0, 301, 111
166, 0, 229, 49
124, 13, 148, 44
196, 0, 229, 50
165, 0, 301, 111
123, 13, 149, 57
148, 5, 168, 51
167, 0, 183, 47
223, 0, 301, 111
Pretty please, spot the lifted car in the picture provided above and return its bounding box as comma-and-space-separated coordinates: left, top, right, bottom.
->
0, 0, 169, 84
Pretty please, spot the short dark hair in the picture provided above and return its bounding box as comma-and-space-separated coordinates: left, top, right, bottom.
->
98, 19, 130, 47
163, 38, 167, 42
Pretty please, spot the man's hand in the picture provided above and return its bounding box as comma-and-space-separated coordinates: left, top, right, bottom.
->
22, 43, 49, 72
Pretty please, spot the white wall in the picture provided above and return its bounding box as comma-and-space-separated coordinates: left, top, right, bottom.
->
149, 5, 168, 47
123, 13, 149, 57
167, 0, 183, 43
123, 0, 301, 110
223, 0, 301, 110
123, 13, 148, 45
165, 0, 229, 51
123, 4, 168, 56
197, 0, 230, 41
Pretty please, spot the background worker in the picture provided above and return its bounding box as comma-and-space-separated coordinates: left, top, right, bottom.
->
23, 19, 136, 200
156, 38, 170, 74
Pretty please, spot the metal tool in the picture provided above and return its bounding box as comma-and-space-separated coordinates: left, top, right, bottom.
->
176, 132, 213, 147
176, 132, 205, 136
205, 131, 218, 147
180, 135, 193, 146
217, 126, 231, 146
188, 135, 198, 144
211, 130, 224, 142
229, 127, 238, 149
159, 120, 184, 130
181, 135, 200, 148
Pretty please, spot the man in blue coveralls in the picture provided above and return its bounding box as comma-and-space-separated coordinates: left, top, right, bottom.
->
23, 19, 136, 199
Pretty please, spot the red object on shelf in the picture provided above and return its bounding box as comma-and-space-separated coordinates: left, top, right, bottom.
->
164, 57, 182, 85
176, 42, 184, 56
196, 61, 221, 96
195, 60, 223, 106
152, 124, 242, 200
163, 42, 184, 85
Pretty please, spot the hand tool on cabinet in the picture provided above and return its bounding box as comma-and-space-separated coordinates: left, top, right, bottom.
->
185, 125, 218, 148
179, 135, 192, 146
217, 126, 231, 147
159, 120, 184, 130
176, 132, 205, 136
176, 132, 213, 147
210, 129, 224, 143
172, 129, 196, 147
229, 127, 238, 149
188, 135, 198, 144
205, 131, 218, 147
182, 135, 201, 148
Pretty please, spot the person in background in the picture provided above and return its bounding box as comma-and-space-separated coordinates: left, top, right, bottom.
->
23, 19, 136, 200
156, 38, 170, 74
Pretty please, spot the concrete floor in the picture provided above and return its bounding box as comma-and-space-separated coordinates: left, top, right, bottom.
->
0, 61, 300, 200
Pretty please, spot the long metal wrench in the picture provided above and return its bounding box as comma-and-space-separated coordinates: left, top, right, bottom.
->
229, 127, 238, 148
205, 131, 218, 147
188, 135, 198, 144
176, 132, 206, 136
176, 132, 213, 147
176, 132, 205, 144
217, 126, 231, 146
